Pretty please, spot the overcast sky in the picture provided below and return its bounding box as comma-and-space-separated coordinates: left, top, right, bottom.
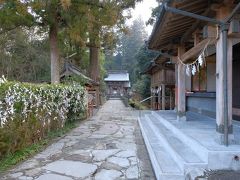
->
127, 0, 159, 36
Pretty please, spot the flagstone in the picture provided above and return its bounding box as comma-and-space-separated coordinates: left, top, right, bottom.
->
92, 149, 120, 161
95, 169, 122, 180
115, 150, 136, 158
101, 162, 122, 171
9, 172, 23, 178
19, 176, 33, 180
2, 100, 154, 180
129, 157, 138, 166
35, 143, 64, 159
25, 168, 42, 177
36, 174, 73, 180
126, 165, 139, 179
43, 160, 97, 178
107, 157, 130, 168
15, 160, 39, 171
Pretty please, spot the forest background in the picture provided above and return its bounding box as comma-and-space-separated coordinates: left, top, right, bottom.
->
0, 0, 161, 100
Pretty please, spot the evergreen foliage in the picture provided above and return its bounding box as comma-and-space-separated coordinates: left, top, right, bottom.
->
105, 17, 158, 99
0, 28, 50, 82
133, 45, 158, 99
105, 18, 147, 81
0, 0, 142, 83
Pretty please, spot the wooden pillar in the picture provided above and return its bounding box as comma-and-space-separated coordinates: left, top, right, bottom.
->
177, 46, 186, 121
162, 84, 166, 110
170, 88, 172, 110
157, 86, 160, 110
151, 86, 154, 110
216, 32, 233, 143
215, 5, 234, 144
162, 69, 166, 110
175, 63, 178, 110
228, 38, 233, 129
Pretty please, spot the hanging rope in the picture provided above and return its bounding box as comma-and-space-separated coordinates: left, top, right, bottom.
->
177, 39, 216, 76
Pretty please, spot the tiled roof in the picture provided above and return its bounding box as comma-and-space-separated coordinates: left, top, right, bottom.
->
104, 72, 130, 82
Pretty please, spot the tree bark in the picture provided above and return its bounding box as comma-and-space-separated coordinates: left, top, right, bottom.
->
89, 46, 100, 82
49, 21, 60, 84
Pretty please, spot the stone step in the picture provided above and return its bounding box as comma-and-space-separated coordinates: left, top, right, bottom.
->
152, 111, 209, 162
146, 114, 207, 172
132, 110, 152, 118
139, 117, 184, 180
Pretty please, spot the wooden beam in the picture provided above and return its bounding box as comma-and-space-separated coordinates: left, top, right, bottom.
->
203, 25, 218, 38
160, 28, 191, 39
211, 3, 223, 12
180, 38, 216, 63
166, 20, 195, 28
154, 64, 174, 71
228, 18, 240, 36
193, 30, 201, 46
162, 20, 194, 33
165, 24, 195, 34
175, 0, 205, 9
171, 56, 178, 64
228, 33, 240, 38
150, 8, 173, 49
181, 7, 212, 43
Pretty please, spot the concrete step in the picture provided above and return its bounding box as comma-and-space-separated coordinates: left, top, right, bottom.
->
152, 111, 209, 162
147, 114, 207, 172
139, 117, 184, 180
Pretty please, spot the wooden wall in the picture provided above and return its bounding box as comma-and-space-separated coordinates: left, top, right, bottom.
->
233, 43, 240, 120
151, 69, 175, 86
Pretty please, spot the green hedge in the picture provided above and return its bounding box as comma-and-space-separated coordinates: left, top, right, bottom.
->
0, 77, 87, 158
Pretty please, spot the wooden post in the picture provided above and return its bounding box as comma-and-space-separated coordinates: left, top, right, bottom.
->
177, 46, 186, 121
228, 38, 233, 131
157, 86, 160, 110
151, 86, 154, 110
215, 5, 234, 144
162, 69, 166, 110
162, 84, 166, 110
170, 88, 173, 110
216, 34, 234, 143
175, 63, 178, 111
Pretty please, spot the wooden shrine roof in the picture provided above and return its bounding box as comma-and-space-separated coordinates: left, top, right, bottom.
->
104, 71, 130, 82
148, 0, 225, 54
60, 61, 98, 86
143, 54, 175, 75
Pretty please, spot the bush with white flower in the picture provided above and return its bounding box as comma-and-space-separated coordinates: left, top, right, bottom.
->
0, 76, 87, 157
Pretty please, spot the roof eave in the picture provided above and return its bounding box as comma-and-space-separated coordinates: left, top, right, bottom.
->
148, 0, 173, 50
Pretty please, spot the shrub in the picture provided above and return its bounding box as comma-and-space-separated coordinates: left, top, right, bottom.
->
0, 76, 87, 158
129, 99, 147, 110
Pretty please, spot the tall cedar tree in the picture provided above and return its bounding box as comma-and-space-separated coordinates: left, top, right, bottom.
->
31, 0, 142, 83
0, 0, 142, 83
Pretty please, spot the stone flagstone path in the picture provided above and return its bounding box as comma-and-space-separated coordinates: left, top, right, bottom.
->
2, 99, 155, 180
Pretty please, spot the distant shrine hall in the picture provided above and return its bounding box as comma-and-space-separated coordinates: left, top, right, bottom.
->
104, 71, 131, 97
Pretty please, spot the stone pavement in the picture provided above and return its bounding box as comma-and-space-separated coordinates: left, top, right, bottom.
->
2, 100, 155, 180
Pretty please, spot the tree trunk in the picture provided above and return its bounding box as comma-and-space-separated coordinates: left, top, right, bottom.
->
89, 45, 101, 107
49, 22, 60, 84
89, 46, 100, 82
